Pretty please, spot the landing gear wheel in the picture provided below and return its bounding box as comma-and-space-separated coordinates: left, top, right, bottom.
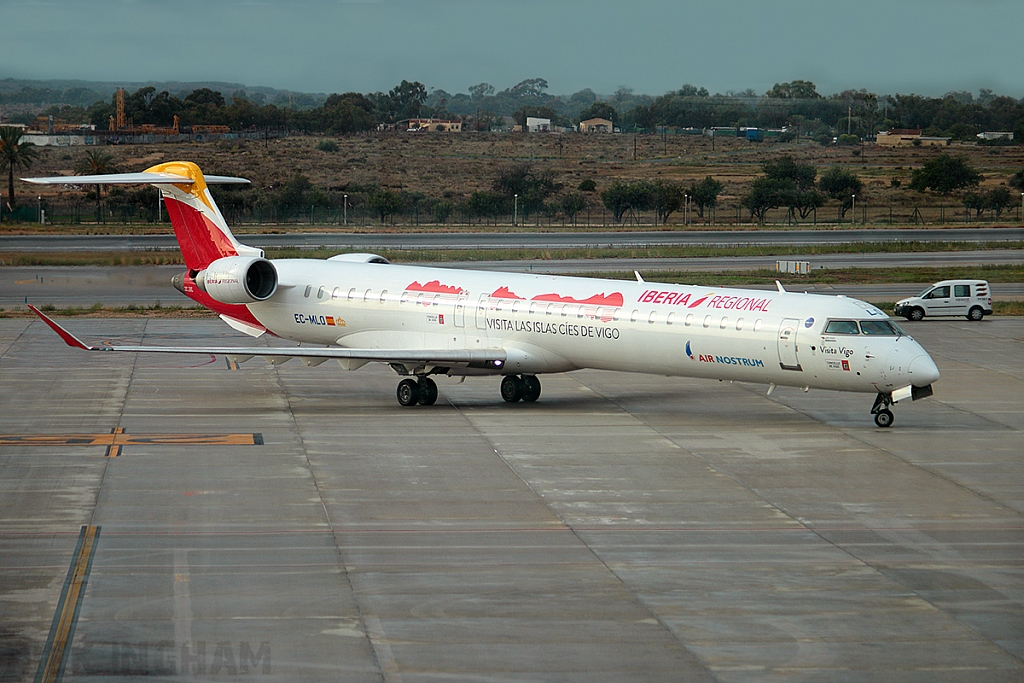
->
870, 392, 895, 428
417, 377, 438, 406
908, 307, 924, 321
967, 306, 984, 321
874, 409, 894, 428
397, 378, 420, 407
521, 375, 541, 402
500, 375, 524, 403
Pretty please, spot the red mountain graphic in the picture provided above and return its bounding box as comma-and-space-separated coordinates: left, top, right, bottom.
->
531, 292, 624, 307
491, 286, 525, 299
406, 280, 465, 295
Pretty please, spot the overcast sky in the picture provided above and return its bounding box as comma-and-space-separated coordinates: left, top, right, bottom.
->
3, 0, 1022, 99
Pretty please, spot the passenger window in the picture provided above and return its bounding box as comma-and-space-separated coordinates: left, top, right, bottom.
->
927, 286, 950, 299
719, 316, 728, 329
380, 290, 388, 303
753, 319, 762, 332
684, 313, 693, 327
317, 286, 326, 299
703, 315, 711, 329
365, 289, 373, 302
400, 292, 410, 305
736, 318, 744, 331
954, 285, 970, 297
304, 285, 311, 298
630, 310, 639, 323
612, 309, 622, 321
577, 307, 585, 319
648, 311, 657, 324
332, 287, 341, 299
432, 294, 440, 307
859, 320, 898, 336
529, 302, 539, 315
348, 288, 357, 300
512, 301, 521, 314
666, 312, 675, 325
546, 304, 555, 316
496, 300, 504, 312
824, 320, 859, 335
560, 305, 568, 317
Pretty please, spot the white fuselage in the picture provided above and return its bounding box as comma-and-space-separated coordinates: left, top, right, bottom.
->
246, 259, 940, 394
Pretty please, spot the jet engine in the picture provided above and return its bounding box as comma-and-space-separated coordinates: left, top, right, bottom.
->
195, 256, 278, 304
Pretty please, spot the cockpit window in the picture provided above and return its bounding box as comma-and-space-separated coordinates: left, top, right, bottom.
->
859, 320, 899, 336
824, 320, 859, 335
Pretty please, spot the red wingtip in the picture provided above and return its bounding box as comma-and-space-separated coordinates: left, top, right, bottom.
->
27, 305, 92, 350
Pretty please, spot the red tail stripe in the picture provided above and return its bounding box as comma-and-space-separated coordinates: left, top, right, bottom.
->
164, 197, 237, 270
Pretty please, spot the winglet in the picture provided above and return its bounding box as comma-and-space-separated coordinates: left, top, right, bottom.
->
634, 270, 645, 283
776, 280, 787, 293
27, 305, 96, 350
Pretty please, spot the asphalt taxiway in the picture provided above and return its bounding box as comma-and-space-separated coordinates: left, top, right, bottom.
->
0, 316, 1021, 681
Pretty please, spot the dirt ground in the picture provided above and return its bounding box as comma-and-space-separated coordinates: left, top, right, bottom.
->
20, 132, 1024, 213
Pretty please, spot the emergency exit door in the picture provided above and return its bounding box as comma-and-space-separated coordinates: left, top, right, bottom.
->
777, 318, 802, 371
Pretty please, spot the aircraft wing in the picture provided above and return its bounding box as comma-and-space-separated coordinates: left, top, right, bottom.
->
28, 305, 505, 367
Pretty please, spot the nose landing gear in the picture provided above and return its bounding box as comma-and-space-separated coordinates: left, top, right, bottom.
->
871, 392, 895, 428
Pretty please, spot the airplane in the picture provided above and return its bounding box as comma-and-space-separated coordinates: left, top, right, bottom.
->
25, 161, 940, 427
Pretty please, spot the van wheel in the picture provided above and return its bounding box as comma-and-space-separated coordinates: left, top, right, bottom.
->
967, 306, 984, 321
908, 308, 925, 321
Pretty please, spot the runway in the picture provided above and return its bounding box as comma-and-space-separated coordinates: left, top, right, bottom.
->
3, 226, 1024, 252
3, 263, 1024, 311
1, 317, 1021, 681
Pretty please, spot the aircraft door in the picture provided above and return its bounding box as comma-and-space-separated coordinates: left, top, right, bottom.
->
777, 318, 802, 371
475, 294, 489, 330
454, 296, 467, 328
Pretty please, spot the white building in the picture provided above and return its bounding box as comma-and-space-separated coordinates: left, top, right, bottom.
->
526, 117, 552, 133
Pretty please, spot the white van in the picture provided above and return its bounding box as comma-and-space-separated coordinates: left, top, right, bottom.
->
894, 279, 992, 321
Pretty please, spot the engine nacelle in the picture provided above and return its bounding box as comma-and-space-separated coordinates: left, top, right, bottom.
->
195, 256, 278, 304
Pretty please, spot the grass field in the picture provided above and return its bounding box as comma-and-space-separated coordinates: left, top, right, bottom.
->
8, 132, 1024, 229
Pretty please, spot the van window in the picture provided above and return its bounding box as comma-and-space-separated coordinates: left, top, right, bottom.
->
954, 284, 970, 297
824, 320, 859, 335
926, 286, 950, 299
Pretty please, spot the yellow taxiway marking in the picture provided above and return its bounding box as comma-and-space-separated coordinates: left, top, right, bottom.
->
0, 432, 263, 447
36, 525, 100, 683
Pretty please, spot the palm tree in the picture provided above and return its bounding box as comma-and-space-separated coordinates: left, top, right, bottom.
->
76, 150, 119, 221
0, 126, 41, 209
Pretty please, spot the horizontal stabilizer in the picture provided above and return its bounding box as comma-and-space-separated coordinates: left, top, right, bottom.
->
23, 172, 249, 186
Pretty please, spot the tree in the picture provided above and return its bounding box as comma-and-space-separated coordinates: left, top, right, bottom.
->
687, 176, 724, 219
741, 177, 787, 224
468, 83, 495, 101
465, 191, 508, 224
184, 88, 226, 108
600, 180, 654, 223
650, 181, 684, 224
0, 126, 40, 209
578, 102, 617, 123
491, 163, 561, 217
909, 154, 983, 194
367, 189, 404, 224
965, 186, 1015, 219
1008, 168, 1024, 191
75, 149, 119, 220
760, 155, 823, 220
560, 192, 587, 225
819, 167, 863, 218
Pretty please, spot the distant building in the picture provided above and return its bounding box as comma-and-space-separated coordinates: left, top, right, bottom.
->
398, 118, 462, 132
579, 118, 613, 133
526, 117, 552, 133
977, 131, 1013, 141
875, 128, 950, 147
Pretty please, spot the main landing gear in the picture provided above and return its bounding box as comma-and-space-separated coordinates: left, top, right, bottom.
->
871, 392, 895, 428
500, 374, 542, 403
395, 374, 542, 407
397, 377, 438, 407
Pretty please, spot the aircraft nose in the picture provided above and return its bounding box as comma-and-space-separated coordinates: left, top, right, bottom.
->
908, 354, 940, 386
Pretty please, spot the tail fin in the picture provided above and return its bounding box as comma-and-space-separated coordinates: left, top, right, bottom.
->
23, 161, 258, 271
145, 162, 261, 270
